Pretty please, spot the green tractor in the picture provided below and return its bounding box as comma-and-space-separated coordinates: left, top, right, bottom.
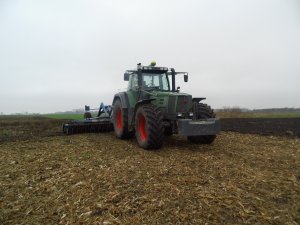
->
112, 62, 220, 150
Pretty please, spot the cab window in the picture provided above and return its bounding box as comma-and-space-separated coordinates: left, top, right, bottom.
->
128, 74, 138, 91
142, 73, 170, 91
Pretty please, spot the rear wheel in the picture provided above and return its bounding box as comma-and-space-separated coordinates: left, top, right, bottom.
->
113, 99, 131, 139
135, 104, 164, 150
187, 103, 216, 144
164, 126, 173, 136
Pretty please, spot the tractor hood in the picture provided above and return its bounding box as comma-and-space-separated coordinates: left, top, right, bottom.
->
149, 91, 193, 115
151, 91, 191, 98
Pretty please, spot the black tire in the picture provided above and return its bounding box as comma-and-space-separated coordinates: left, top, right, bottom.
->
84, 112, 92, 119
164, 126, 173, 136
187, 103, 216, 144
63, 125, 70, 135
135, 104, 164, 150
113, 99, 131, 139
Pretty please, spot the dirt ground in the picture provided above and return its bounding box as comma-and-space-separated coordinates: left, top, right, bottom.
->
0, 117, 300, 224
221, 118, 300, 138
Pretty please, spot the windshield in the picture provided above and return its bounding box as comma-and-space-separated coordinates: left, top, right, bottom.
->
142, 73, 170, 91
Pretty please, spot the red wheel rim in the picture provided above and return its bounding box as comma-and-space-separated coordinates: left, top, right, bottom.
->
116, 109, 122, 130
138, 114, 147, 142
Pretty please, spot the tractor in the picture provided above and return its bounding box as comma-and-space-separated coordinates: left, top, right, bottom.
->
112, 62, 220, 149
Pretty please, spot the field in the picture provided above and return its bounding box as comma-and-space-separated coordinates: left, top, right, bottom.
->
44, 111, 300, 120
0, 116, 300, 224
221, 118, 300, 138
216, 111, 300, 119
43, 114, 86, 120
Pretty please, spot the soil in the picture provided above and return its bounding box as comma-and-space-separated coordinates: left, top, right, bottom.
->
0, 116, 300, 224
221, 118, 300, 138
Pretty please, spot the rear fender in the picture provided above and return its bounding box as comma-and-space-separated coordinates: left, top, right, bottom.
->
112, 92, 130, 129
113, 92, 129, 108
192, 97, 206, 103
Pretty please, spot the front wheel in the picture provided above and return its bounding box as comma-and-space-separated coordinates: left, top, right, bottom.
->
187, 103, 216, 144
135, 104, 164, 150
84, 112, 92, 119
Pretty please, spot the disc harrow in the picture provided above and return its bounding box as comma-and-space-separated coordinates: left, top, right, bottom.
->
62, 103, 114, 135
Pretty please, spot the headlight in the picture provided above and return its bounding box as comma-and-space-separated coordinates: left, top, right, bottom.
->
177, 112, 182, 117
189, 112, 193, 117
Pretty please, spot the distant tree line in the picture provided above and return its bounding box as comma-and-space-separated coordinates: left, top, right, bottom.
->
216, 107, 300, 113
216, 107, 249, 113
252, 108, 300, 113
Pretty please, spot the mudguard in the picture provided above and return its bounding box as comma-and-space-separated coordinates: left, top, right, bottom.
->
192, 97, 206, 102
113, 92, 129, 108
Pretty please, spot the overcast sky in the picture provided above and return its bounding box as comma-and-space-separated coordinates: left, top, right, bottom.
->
0, 0, 299, 114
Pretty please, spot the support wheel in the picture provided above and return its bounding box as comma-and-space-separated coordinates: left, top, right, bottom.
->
84, 112, 92, 119
187, 103, 216, 144
113, 99, 131, 139
135, 104, 164, 150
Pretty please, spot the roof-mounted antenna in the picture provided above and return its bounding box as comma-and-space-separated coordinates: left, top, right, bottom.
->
137, 63, 142, 70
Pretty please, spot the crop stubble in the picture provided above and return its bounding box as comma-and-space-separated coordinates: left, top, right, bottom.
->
0, 117, 299, 224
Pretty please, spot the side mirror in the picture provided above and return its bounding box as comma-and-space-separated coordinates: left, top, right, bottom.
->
184, 74, 188, 82
124, 73, 129, 81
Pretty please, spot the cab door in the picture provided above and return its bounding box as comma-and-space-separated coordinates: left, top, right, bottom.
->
127, 74, 139, 107
126, 74, 139, 126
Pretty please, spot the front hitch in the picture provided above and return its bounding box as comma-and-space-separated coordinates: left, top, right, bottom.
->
177, 118, 221, 136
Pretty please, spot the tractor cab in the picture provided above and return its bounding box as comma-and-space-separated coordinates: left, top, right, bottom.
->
124, 63, 188, 93
124, 63, 193, 120
127, 70, 170, 92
